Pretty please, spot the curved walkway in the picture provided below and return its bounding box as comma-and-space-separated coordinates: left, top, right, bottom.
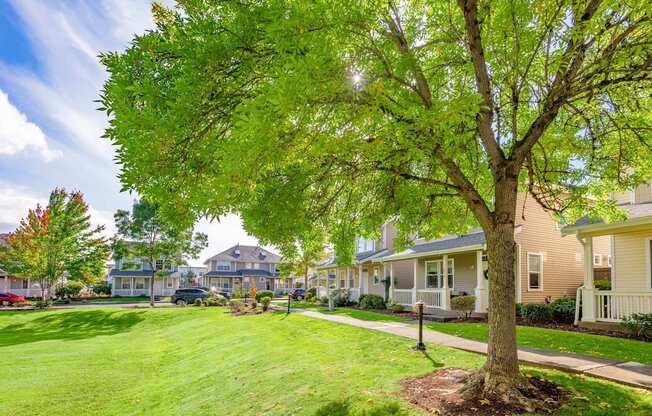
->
299, 309, 652, 390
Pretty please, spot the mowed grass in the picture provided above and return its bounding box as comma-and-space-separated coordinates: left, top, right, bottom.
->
426, 322, 652, 365
276, 303, 410, 323
0, 308, 649, 416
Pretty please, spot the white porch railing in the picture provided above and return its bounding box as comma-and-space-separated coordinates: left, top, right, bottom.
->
595, 291, 652, 322
112, 288, 175, 297
416, 289, 445, 309
392, 289, 413, 306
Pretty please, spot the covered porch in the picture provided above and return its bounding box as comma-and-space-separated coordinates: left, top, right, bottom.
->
312, 264, 362, 301
384, 248, 489, 314
1, 275, 47, 298
564, 213, 652, 323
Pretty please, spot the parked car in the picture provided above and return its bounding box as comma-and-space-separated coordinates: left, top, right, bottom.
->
171, 288, 210, 305
289, 288, 306, 301
0, 293, 26, 305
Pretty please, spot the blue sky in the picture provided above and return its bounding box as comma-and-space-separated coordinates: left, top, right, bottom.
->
0, 0, 264, 265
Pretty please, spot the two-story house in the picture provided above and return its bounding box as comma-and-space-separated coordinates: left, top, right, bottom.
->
109, 251, 181, 297
203, 245, 286, 293
312, 192, 611, 315
564, 181, 652, 325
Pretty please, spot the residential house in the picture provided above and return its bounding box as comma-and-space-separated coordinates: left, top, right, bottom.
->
0, 233, 47, 298
177, 266, 208, 287
563, 181, 652, 324
203, 245, 290, 293
312, 193, 610, 315
109, 253, 181, 297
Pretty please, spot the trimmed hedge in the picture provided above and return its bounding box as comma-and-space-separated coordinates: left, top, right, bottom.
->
451, 295, 476, 318
359, 294, 385, 310
255, 290, 274, 302
521, 303, 554, 323
622, 313, 652, 339
550, 297, 576, 324
594, 279, 612, 290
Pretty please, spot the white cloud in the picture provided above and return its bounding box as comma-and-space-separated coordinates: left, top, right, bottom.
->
0, 89, 61, 161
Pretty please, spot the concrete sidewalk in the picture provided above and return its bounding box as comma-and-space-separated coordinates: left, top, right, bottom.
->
299, 310, 652, 390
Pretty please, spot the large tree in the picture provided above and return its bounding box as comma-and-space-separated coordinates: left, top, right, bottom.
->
100, 0, 652, 408
0, 189, 110, 300
113, 199, 208, 306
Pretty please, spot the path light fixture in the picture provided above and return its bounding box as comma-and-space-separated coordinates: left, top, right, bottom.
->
415, 301, 426, 351
287, 292, 291, 315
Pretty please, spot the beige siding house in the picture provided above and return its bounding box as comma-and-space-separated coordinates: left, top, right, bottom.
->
311, 193, 609, 315
563, 182, 652, 323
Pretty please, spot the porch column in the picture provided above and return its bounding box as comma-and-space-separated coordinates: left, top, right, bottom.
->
474, 250, 488, 313
581, 236, 596, 322
358, 265, 364, 293
336, 269, 341, 289
131, 277, 134, 296
345, 267, 350, 288
442, 255, 450, 310
412, 259, 418, 306
389, 262, 394, 300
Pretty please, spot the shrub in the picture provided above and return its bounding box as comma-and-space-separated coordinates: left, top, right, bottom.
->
34, 299, 52, 309
521, 303, 553, 323
93, 282, 111, 296
231, 289, 245, 299
55, 281, 85, 299
251, 301, 258, 309
550, 297, 576, 323
594, 279, 612, 290
359, 294, 385, 310
260, 296, 272, 311
205, 295, 227, 306
193, 298, 203, 307
515, 303, 523, 317
228, 299, 242, 311
319, 295, 329, 305
330, 289, 352, 307
622, 313, 652, 339
391, 303, 404, 313
305, 292, 316, 303
255, 290, 274, 302
307, 287, 317, 298
451, 295, 476, 319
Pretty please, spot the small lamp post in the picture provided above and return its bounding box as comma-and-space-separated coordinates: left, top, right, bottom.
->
287, 292, 291, 314
415, 301, 426, 351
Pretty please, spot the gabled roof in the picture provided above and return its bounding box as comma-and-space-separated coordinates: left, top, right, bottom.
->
315, 248, 389, 269
203, 245, 280, 265
563, 202, 652, 236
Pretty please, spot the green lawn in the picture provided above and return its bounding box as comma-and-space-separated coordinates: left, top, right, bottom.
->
78, 296, 171, 303
0, 308, 649, 415
426, 322, 652, 365
276, 303, 410, 323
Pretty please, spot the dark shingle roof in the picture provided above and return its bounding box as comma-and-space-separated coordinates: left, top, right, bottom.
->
410, 231, 486, 253
204, 245, 280, 265
567, 202, 652, 229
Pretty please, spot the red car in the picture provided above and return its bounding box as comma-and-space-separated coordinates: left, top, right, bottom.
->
0, 293, 26, 305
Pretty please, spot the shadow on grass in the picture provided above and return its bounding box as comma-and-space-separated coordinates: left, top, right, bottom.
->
314, 399, 408, 416
0, 309, 146, 347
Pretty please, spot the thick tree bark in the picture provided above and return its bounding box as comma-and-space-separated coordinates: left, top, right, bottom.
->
150, 271, 156, 307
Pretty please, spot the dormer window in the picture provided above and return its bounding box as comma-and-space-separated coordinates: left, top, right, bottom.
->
234, 248, 240, 256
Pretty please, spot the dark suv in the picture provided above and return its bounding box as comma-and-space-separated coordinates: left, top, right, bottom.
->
172, 288, 210, 305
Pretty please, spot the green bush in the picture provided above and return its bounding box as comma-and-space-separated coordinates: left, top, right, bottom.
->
231, 289, 245, 299
307, 287, 317, 298
228, 299, 242, 311
391, 303, 404, 313
359, 294, 385, 310
55, 281, 85, 299
193, 298, 203, 307
319, 295, 329, 305
260, 296, 272, 311
594, 279, 612, 290
521, 303, 553, 323
34, 299, 52, 309
255, 290, 274, 302
515, 303, 523, 317
328, 289, 352, 307
305, 292, 316, 303
205, 295, 227, 306
622, 313, 652, 339
550, 297, 576, 323
93, 282, 111, 296
451, 295, 476, 318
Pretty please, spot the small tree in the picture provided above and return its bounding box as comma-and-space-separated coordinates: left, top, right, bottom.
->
0, 189, 109, 301
113, 199, 207, 306
278, 233, 328, 292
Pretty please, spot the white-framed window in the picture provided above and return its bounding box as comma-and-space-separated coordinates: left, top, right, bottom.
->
121, 278, 131, 289
373, 269, 380, 285
425, 259, 454, 289
253, 263, 260, 269
593, 254, 602, 266
216, 261, 230, 271
607, 255, 612, 267
166, 279, 173, 289
135, 278, 145, 289
356, 237, 375, 253
246, 262, 253, 269
527, 253, 543, 291
259, 277, 265, 283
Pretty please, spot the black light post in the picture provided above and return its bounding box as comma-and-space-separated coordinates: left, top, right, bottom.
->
287, 292, 291, 314
415, 301, 426, 351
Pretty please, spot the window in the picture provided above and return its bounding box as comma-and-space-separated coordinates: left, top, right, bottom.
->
253, 263, 260, 269
527, 253, 543, 290
373, 269, 380, 285
121, 278, 131, 289
166, 279, 173, 289
10, 279, 29, 290
135, 278, 145, 289
216, 261, 230, 271
356, 237, 375, 253
156, 260, 163, 270
425, 259, 454, 289
593, 254, 602, 266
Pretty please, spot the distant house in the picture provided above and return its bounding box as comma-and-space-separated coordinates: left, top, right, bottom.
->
109, 251, 181, 297
177, 266, 208, 287
0, 233, 46, 298
203, 245, 292, 293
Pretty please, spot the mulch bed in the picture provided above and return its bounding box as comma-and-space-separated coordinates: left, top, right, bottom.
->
400, 368, 566, 416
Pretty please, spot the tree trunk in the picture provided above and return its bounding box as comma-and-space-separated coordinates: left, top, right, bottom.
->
304, 266, 308, 290
150, 272, 155, 307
